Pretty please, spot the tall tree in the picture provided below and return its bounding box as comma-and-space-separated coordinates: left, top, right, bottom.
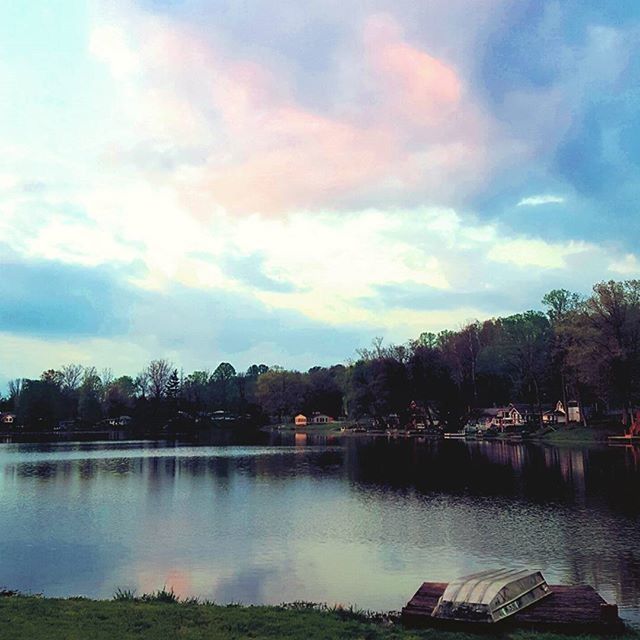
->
78, 368, 103, 424
212, 362, 237, 409
60, 364, 84, 392
542, 289, 583, 418
255, 368, 305, 421
166, 369, 181, 403
145, 359, 173, 400
580, 281, 640, 418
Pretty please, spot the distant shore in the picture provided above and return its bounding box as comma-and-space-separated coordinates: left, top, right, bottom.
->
0, 419, 628, 446
266, 421, 626, 445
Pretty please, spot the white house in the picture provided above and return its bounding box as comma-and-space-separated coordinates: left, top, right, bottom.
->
310, 413, 334, 424
478, 405, 525, 430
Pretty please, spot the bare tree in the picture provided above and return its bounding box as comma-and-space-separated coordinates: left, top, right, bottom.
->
135, 371, 150, 398
60, 364, 84, 391
101, 368, 114, 391
8, 379, 23, 402
146, 359, 173, 399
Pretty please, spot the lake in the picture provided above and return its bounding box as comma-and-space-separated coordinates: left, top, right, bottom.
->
1, 434, 639, 625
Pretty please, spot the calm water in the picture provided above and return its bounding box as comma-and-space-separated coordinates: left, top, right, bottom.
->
1, 435, 639, 624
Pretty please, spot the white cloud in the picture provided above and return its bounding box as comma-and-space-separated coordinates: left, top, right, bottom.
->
609, 253, 640, 276
489, 239, 589, 269
517, 194, 565, 207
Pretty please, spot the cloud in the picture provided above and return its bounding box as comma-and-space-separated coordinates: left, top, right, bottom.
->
517, 194, 565, 206
0, 256, 131, 339
609, 253, 640, 276
3, 0, 640, 381
86, 4, 497, 215
488, 239, 589, 270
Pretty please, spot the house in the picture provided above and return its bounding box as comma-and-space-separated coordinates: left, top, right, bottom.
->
310, 413, 334, 424
477, 404, 526, 430
294, 414, 307, 427
543, 401, 568, 425
541, 400, 581, 425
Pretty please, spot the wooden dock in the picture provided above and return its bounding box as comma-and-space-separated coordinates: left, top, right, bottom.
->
402, 581, 623, 633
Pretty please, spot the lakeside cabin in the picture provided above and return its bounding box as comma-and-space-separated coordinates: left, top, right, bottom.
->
0, 412, 15, 425
472, 401, 582, 432
310, 413, 334, 424
294, 413, 335, 427
477, 404, 526, 430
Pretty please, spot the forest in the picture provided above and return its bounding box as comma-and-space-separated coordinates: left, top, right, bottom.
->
2, 280, 639, 431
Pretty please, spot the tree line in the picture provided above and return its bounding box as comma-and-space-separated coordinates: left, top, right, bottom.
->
2, 280, 639, 431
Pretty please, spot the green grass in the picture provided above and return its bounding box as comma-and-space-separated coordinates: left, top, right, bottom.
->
0, 595, 636, 640
539, 422, 623, 444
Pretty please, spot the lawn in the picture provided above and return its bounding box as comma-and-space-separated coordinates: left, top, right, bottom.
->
0, 595, 636, 640
540, 422, 624, 444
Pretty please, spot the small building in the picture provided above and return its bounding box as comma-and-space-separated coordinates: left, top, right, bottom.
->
543, 401, 568, 425
294, 414, 307, 427
567, 400, 581, 423
0, 413, 15, 425
310, 413, 334, 424
477, 405, 525, 430
542, 400, 581, 425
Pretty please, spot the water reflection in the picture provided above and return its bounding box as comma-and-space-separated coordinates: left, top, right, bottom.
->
0, 437, 639, 625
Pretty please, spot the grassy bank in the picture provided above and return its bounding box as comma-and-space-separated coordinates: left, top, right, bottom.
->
539, 421, 624, 444
0, 593, 636, 640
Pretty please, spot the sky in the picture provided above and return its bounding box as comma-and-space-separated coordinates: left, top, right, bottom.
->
1, 0, 640, 384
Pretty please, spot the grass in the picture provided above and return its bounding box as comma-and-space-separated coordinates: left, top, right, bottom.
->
0, 593, 637, 640
539, 422, 624, 444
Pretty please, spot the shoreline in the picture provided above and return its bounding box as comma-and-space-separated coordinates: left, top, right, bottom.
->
0, 593, 635, 640
0, 425, 627, 446
265, 423, 625, 446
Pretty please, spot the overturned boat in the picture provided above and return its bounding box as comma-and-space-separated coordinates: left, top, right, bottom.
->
431, 568, 551, 623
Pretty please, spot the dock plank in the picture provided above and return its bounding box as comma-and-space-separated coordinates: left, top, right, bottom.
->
402, 582, 623, 633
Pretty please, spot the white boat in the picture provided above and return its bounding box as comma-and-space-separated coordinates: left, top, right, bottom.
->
431, 568, 551, 623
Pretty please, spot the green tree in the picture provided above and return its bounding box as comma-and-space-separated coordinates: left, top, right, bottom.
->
212, 362, 237, 409
499, 311, 552, 418
18, 379, 64, 430
104, 376, 136, 417
542, 289, 584, 419
255, 368, 306, 422
572, 280, 640, 418
78, 368, 103, 424
166, 369, 181, 403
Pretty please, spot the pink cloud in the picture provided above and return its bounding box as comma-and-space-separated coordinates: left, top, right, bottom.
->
203, 107, 396, 213
364, 13, 462, 127
97, 9, 494, 214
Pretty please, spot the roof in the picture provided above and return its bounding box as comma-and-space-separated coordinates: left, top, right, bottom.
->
478, 408, 502, 417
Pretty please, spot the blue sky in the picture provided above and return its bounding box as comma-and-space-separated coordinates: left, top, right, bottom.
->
1, 0, 640, 384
